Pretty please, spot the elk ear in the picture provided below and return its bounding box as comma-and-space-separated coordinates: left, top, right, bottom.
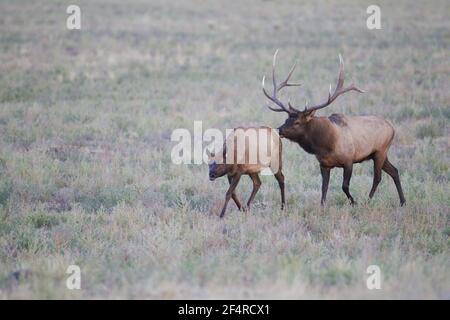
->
305, 110, 316, 121
206, 149, 214, 159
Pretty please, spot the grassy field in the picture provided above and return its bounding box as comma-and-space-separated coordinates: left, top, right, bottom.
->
0, 0, 449, 299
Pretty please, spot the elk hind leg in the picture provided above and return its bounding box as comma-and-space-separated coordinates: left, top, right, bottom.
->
220, 174, 242, 218
320, 165, 331, 205
227, 175, 243, 210
382, 158, 406, 206
247, 173, 261, 209
274, 170, 285, 209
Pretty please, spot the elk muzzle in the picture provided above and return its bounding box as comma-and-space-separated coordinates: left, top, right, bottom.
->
277, 126, 285, 138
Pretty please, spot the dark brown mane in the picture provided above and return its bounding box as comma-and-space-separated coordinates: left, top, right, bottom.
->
329, 113, 347, 126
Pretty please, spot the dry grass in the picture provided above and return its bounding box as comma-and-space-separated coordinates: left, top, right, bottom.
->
0, 0, 449, 299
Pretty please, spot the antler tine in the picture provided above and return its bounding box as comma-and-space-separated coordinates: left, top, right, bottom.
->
272, 49, 279, 94
336, 54, 365, 93
263, 49, 302, 114
336, 54, 345, 91
268, 104, 287, 112
262, 74, 290, 112
288, 101, 301, 113
297, 54, 364, 113
279, 61, 302, 89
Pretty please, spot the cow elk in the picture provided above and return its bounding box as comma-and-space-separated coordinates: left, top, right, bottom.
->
262, 50, 406, 206
208, 127, 285, 218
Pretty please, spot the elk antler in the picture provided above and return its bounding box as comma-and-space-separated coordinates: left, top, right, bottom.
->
262, 49, 302, 114
294, 54, 364, 113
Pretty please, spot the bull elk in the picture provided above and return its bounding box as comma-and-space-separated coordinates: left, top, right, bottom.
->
262, 50, 406, 206
208, 127, 285, 218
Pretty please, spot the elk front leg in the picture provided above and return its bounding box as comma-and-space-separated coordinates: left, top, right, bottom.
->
274, 171, 285, 210
227, 175, 243, 210
320, 165, 331, 205
382, 158, 406, 206
220, 173, 242, 218
247, 173, 261, 209
342, 164, 355, 205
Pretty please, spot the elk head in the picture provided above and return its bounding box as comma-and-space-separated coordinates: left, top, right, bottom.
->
262, 51, 364, 141
206, 149, 229, 181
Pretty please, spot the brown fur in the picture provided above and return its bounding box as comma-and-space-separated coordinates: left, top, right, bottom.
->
262, 51, 405, 206
208, 127, 285, 218
278, 112, 406, 206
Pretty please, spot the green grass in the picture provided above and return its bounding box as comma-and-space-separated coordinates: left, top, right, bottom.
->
0, 0, 449, 299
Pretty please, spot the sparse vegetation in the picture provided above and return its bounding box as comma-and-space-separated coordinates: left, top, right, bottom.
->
415, 120, 442, 139
0, 0, 448, 299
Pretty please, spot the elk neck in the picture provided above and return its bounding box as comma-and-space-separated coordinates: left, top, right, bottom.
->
218, 161, 236, 175
294, 117, 336, 157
